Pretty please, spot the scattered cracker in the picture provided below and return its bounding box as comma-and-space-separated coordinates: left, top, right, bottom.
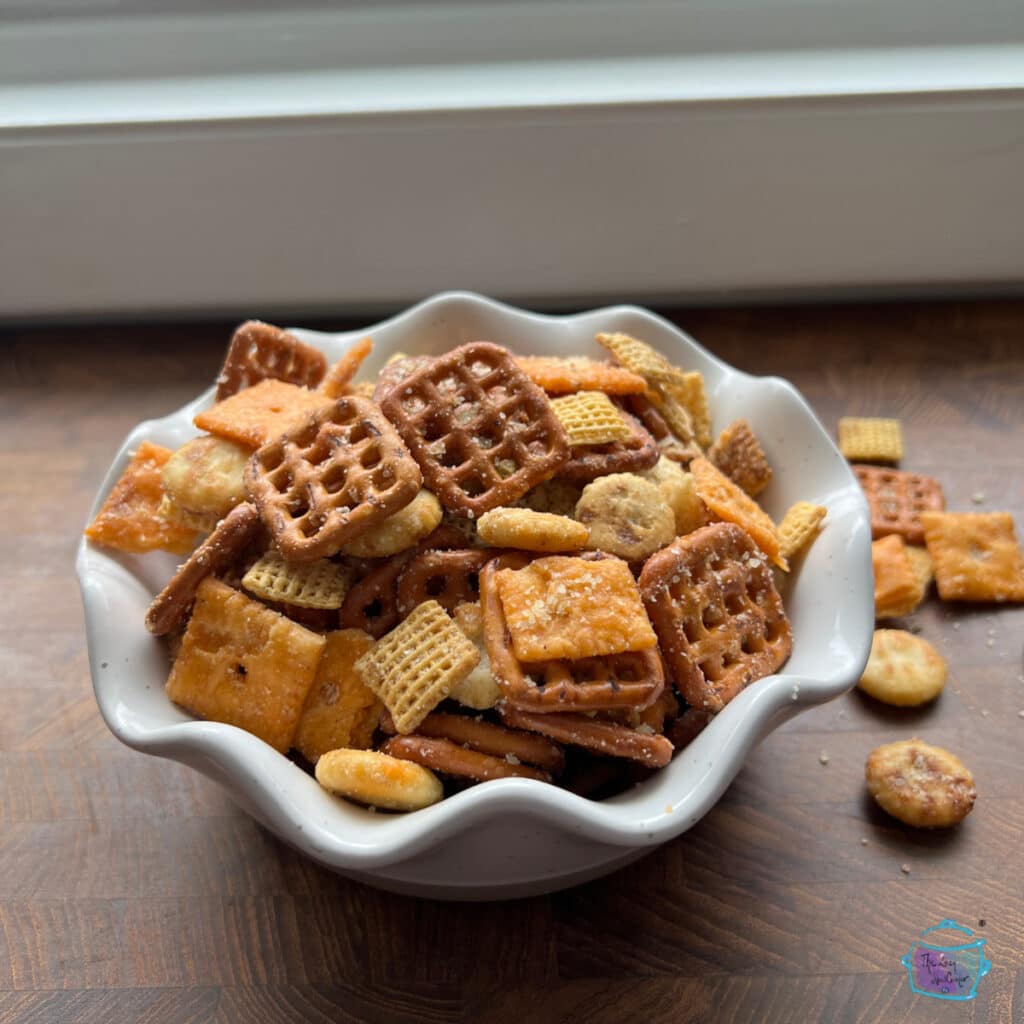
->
493, 555, 657, 662
315, 747, 443, 811
550, 390, 632, 446
689, 456, 786, 570
354, 600, 480, 734
318, 336, 374, 398
294, 629, 381, 762
778, 502, 827, 562
514, 355, 647, 395
194, 378, 332, 449
708, 419, 772, 497
872, 534, 926, 618
838, 417, 903, 463
166, 577, 325, 752
339, 489, 443, 559
85, 441, 198, 555
242, 549, 351, 609
865, 738, 976, 828
920, 511, 1024, 603
476, 507, 588, 553
858, 629, 947, 706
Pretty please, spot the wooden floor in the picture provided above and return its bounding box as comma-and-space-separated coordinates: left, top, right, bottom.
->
1, 300, 1022, 1024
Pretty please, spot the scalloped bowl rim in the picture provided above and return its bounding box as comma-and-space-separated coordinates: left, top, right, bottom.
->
77, 291, 874, 871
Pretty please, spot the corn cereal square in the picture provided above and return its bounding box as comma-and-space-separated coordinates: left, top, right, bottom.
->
194, 379, 331, 448
872, 534, 925, 618
494, 555, 657, 662
920, 511, 1024, 603
294, 629, 381, 761
85, 441, 198, 555
166, 577, 326, 752
838, 417, 903, 463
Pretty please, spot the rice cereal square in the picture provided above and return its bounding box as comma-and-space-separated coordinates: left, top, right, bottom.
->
166, 577, 326, 752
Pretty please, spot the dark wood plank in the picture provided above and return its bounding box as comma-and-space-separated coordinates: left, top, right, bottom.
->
1, 299, 1022, 1023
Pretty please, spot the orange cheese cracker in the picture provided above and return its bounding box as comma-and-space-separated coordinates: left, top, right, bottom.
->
872, 534, 926, 618
166, 577, 326, 752
514, 355, 647, 395
193, 378, 331, 448
294, 629, 381, 762
493, 555, 657, 662
920, 511, 1024, 603
689, 456, 786, 570
85, 441, 198, 555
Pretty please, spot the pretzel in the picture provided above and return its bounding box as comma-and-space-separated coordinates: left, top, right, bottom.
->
85, 441, 199, 556
853, 465, 945, 544
245, 395, 422, 561
638, 522, 792, 712
378, 341, 570, 516
145, 503, 263, 635
708, 419, 772, 497
838, 417, 903, 463
214, 320, 327, 401
514, 355, 647, 396
381, 736, 551, 783
336, 524, 468, 637
559, 412, 660, 485
396, 547, 497, 616
619, 392, 670, 441
668, 708, 714, 749
318, 336, 373, 398
372, 354, 435, 404
500, 706, 673, 767
480, 555, 665, 712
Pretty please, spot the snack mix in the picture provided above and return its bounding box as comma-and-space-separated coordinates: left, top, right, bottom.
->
88, 320, 833, 811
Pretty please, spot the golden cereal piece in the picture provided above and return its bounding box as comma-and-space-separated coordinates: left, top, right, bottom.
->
865, 739, 976, 828
294, 629, 381, 762
858, 629, 946, 707
165, 577, 325, 752
315, 747, 443, 811
661, 371, 712, 448
905, 545, 934, 593
161, 435, 251, 526
476, 507, 588, 553
638, 457, 705, 536
449, 601, 501, 710
838, 417, 904, 463
708, 419, 773, 497
242, 549, 352, 609
689, 456, 786, 570
194, 379, 332, 449
550, 390, 632, 446
594, 332, 678, 386
575, 473, 676, 562
778, 501, 828, 562
872, 534, 926, 618
355, 600, 480, 734
493, 555, 657, 662
920, 511, 1024, 603
318, 336, 374, 398
85, 441, 198, 555
514, 355, 647, 395
339, 489, 443, 558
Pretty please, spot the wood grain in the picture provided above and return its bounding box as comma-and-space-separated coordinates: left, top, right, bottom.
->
1, 300, 1022, 1023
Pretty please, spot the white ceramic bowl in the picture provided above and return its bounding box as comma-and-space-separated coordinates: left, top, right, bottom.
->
77, 292, 874, 900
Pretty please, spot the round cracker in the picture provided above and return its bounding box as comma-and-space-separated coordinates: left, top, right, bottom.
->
865, 739, 976, 828
575, 473, 675, 561
315, 748, 443, 812
857, 629, 947, 707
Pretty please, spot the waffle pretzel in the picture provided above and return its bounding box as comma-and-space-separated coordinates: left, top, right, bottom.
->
619, 392, 670, 441
396, 548, 497, 617
145, 503, 263, 635
481, 554, 665, 712
559, 412, 660, 485
215, 320, 327, 401
381, 736, 551, 783
500, 706, 673, 768
379, 341, 570, 516
638, 522, 792, 712
854, 465, 945, 544
372, 354, 435, 404
245, 395, 422, 562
